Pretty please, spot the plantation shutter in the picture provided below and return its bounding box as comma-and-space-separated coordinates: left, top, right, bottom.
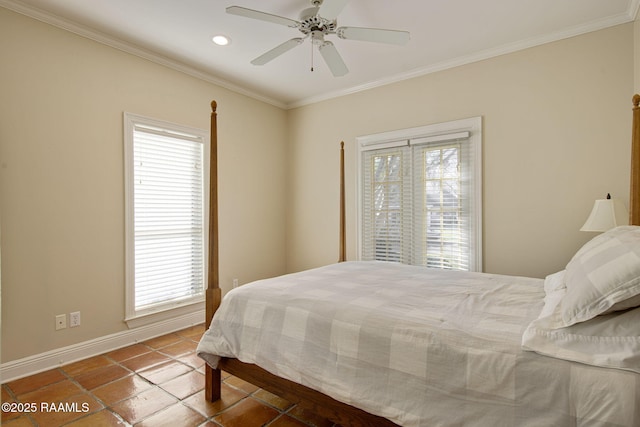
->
361, 130, 479, 271
132, 124, 205, 311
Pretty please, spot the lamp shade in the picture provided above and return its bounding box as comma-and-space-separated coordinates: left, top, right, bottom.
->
580, 196, 629, 232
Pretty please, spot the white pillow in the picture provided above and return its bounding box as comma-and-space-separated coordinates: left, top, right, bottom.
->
555, 226, 640, 328
543, 269, 566, 294
522, 275, 640, 373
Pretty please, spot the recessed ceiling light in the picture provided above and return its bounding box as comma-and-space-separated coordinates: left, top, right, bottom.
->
212, 35, 230, 46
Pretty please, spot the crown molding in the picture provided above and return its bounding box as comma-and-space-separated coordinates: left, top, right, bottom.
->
630, 0, 640, 20
287, 10, 636, 109
0, 0, 287, 109
2, 0, 637, 110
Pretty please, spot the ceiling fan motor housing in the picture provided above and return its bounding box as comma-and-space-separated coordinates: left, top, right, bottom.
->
298, 7, 337, 35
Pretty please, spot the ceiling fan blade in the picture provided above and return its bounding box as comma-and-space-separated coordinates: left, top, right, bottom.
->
318, 0, 349, 21
318, 41, 348, 77
226, 6, 299, 28
337, 27, 410, 45
251, 38, 305, 65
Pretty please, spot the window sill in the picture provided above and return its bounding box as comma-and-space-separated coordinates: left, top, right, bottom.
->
125, 299, 205, 329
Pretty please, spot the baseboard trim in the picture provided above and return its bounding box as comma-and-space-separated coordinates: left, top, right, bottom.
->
0, 310, 205, 383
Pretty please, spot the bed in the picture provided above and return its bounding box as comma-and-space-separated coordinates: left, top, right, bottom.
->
197, 96, 640, 426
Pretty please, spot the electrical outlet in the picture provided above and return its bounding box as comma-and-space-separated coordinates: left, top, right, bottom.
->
70, 311, 81, 328
55, 314, 67, 330
232, 278, 239, 288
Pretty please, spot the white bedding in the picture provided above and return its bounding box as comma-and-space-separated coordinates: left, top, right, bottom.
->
522, 270, 640, 374
197, 261, 640, 426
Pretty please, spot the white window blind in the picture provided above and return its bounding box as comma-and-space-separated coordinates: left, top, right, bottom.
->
124, 113, 207, 320
358, 118, 482, 272
361, 146, 411, 263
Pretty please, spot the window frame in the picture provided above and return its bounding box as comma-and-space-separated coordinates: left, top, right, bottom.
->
356, 117, 482, 272
123, 112, 209, 327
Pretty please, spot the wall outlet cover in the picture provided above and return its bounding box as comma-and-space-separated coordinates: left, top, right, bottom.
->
70, 311, 81, 328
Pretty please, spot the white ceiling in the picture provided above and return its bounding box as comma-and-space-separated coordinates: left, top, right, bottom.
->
3, 0, 639, 108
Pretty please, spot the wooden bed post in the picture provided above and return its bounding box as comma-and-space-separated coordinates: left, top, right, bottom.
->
205, 100, 222, 401
631, 94, 640, 226
339, 141, 346, 262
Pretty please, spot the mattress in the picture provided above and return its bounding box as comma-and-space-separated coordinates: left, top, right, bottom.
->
197, 261, 640, 426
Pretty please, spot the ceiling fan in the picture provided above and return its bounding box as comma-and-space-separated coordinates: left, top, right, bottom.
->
226, 0, 410, 77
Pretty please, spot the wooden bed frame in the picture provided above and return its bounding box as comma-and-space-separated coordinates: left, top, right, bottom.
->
202, 95, 640, 426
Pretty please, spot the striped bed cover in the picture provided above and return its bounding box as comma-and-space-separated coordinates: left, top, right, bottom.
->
197, 261, 640, 426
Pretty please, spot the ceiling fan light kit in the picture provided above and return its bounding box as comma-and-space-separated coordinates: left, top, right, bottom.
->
226, 0, 410, 77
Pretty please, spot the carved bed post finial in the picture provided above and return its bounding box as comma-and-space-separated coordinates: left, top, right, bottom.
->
211, 100, 218, 113
631, 95, 640, 225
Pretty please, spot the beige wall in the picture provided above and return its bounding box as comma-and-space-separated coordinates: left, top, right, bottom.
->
286, 23, 634, 278
636, 14, 640, 93
0, 8, 287, 362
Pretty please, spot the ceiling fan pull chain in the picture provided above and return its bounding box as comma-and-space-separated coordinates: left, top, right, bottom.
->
311, 41, 314, 72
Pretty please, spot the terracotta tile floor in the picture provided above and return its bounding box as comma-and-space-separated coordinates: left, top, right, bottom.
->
2, 325, 337, 427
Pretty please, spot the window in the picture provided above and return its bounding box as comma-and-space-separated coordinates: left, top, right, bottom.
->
124, 113, 208, 322
358, 117, 482, 271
